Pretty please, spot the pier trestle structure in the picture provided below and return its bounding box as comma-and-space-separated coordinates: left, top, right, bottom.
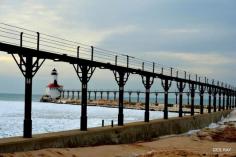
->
113, 70, 130, 126
141, 72, 155, 122
188, 75, 198, 116
0, 23, 235, 139
11, 32, 45, 138
198, 77, 207, 114
161, 76, 172, 119
212, 80, 219, 112
73, 46, 96, 131
176, 71, 187, 117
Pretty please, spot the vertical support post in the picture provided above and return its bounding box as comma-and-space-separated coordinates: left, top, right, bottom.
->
175, 92, 178, 105
187, 92, 190, 105
155, 92, 158, 104
199, 85, 204, 114
213, 92, 217, 112
37, 32, 40, 51
161, 79, 171, 119
229, 92, 232, 109
137, 92, 140, 103
24, 56, 33, 138
94, 91, 97, 100
100, 91, 103, 100
88, 91, 91, 100
118, 73, 124, 126
113, 91, 116, 100
177, 82, 185, 117
234, 91, 236, 108
107, 91, 109, 100
226, 90, 229, 110
208, 87, 212, 113
80, 66, 88, 131
190, 83, 195, 116
222, 91, 225, 110
72, 91, 74, 99
164, 80, 169, 119
91, 46, 94, 61
141, 75, 154, 122
128, 92, 132, 103
144, 76, 150, 122
62, 91, 65, 98
218, 89, 221, 111
12, 42, 45, 138
67, 91, 69, 99
77, 91, 80, 100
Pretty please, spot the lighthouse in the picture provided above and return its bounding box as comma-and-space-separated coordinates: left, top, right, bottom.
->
45, 68, 63, 99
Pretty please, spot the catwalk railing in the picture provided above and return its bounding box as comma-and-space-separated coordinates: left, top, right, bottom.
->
0, 23, 235, 138
60, 90, 196, 105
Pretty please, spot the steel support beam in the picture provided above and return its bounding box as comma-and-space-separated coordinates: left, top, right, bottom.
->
81, 66, 88, 130
107, 91, 109, 100
142, 75, 154, 122
128, 92, 132, 103
198, 78, 206, 115
12, 54, 44, 138
113, 71, 129, 126
73, 49, 96, 131
155, 92, 158, 104
186, 92, 190, 105
177, 81, 186, 117
207, 86, 212, 113
189, 83, 196, 116
137, 91, 140, 103
230, 92, 232, 109
234, 91, 236, 108
212, 87, 218, 112
223, 91, 225, 110
161, 79, 172, 119
100, 91, 103, 100
226, 90, 229, 110
218, 89, 222, 111
94, 91, 97, 100
24, 56, 33, 138
114, 91, 116, 100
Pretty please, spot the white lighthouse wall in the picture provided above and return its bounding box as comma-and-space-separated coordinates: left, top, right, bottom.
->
45, 87, 61, 99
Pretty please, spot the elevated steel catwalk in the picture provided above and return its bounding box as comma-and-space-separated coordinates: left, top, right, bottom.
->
0, 23, 235, 138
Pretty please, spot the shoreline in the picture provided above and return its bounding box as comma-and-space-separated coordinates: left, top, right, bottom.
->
0, 111, 235, 157
41, 96, 209, 114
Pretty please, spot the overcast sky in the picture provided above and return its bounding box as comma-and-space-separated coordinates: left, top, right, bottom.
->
0, 0, 235, 94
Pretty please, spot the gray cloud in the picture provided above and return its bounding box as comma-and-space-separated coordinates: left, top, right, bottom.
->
0, 0, 235, 94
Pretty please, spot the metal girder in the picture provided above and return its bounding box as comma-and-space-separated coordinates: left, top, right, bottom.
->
188, 83, 197, 116
113, 70, 130, 126
207, 85, 212, 113
11, 54, 44, 138
141, 75, 154, 122
73, 64, 96, 131
198, 79, 207, 114
177, 81, 186, 117
212, 81, 219, 112
161, 79, 172, 119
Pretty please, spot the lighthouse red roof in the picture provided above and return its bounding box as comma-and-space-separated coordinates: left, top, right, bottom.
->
47, 83, 62, 88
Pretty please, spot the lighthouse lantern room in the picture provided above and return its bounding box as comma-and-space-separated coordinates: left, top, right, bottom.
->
45, 68, 63, 99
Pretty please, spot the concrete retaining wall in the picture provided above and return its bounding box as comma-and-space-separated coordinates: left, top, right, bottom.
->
0, 110, 232, 153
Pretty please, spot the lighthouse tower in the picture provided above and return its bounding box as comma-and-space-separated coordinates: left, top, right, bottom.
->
45, 68, 63, 99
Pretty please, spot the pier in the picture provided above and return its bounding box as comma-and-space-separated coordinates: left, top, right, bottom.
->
59, 90, 187, 104
0, 23, 235, 139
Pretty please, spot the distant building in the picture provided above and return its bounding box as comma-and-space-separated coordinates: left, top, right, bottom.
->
45, 68, 63, 99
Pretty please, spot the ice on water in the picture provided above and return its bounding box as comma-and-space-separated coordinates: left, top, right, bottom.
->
0, 100, 178, 138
